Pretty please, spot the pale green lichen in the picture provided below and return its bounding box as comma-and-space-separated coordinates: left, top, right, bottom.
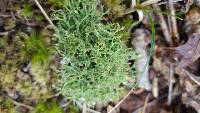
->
53, 0, 136, 104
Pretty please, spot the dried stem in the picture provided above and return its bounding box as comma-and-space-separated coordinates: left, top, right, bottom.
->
186, 71, 200, 86
142, 94, 150, 113
153, 4, 172, 45
0, 92, 34, 110
168, 64, 174, 105
168, 0, 179, 42
140, 0, 161, 7
34, 0, 56, 29
108, 86, 136, 113
158, 0, 183, 5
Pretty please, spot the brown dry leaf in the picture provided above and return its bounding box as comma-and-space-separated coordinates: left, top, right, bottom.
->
175, 34, 200, 60
160, 34, 200, 76
174, 34, 200, 76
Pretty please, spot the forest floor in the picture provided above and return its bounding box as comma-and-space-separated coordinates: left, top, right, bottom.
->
0, 0, 200, 113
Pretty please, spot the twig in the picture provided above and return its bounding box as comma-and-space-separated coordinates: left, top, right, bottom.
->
33, 0, 56, 29
152, 4, 172, 45
167, 7, 172, 39
0, 31, 9, 36
61, 100, 72, 108
168, 0, 179, 41
157, 0, 183, 5
140, 0, 161, 7
0, 29, 16, 36
0, 14, 12, 17
0, 92, 34, 110
141, 94, 150, 113
152, 77, 158, 98
108, 86, 136, 113
186, 71, 200, 86
168, 64, 174, 105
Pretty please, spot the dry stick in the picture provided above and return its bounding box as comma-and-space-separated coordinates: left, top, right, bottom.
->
168, 0, 179, 41
140, 0, 161, 7
167, 7, 172, 39
153, 4, 172, 46
33, 0, 56, 29
0, 92, 34, 110
168, 64, 174, 105
157, 0, 183, 5
61, 100, 72, 108
186, 71, 200, 86
108, 86, 136, 113
141, 94, 150, 113
0, 31, 9, 36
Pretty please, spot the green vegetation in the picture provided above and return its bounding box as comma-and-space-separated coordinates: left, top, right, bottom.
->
32, 101, 63, 113
0, 31, 56, 112
0, 99, 15, 113
20, 4, 33, 18
48, 0, 65, 7
102, 0, 126, 18
21, 32, 54, 66
53, 0, 136, 104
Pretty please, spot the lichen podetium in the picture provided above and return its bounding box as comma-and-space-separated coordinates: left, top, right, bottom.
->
53, 0, 136, 105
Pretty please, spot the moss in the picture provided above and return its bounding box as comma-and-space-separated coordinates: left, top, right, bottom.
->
0, 98, 16, 113
21, 32, 54, 66
0, 31, 56, 102
48, 0, 65, 7
0, 68, 16, 88
20, 4, 33, 18
102, 0, 126, 18
32, 101, 63, 113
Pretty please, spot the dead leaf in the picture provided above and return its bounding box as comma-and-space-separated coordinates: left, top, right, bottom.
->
175, 34, 200, 60
175, 33, 200, 76
159, 33, 200, 76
